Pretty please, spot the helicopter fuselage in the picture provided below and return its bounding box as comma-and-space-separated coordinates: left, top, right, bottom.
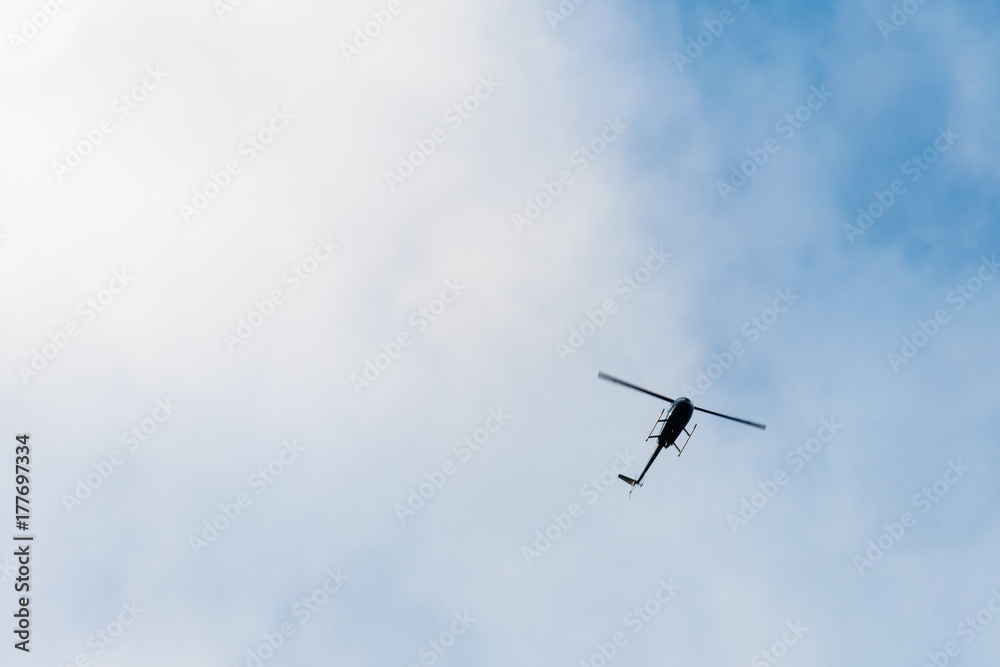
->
597, 371, 765, 492
658, 397, 694, 447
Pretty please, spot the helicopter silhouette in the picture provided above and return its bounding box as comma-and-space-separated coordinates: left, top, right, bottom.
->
598, 372, 766, 494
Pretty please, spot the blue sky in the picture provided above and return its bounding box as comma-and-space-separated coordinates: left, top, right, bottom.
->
1, 0, 998, 665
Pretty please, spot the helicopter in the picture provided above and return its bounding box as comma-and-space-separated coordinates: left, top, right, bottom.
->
597, 371, 766, 494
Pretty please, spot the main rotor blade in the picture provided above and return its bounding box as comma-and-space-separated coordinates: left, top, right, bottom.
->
693, 405, 766, 430
597, 372, 674, 403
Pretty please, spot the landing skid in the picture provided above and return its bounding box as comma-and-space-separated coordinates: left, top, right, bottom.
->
646, 409, 667, 442
674, 423, 697, 456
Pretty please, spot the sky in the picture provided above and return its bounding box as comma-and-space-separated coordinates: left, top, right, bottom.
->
1, 0, 999, 665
